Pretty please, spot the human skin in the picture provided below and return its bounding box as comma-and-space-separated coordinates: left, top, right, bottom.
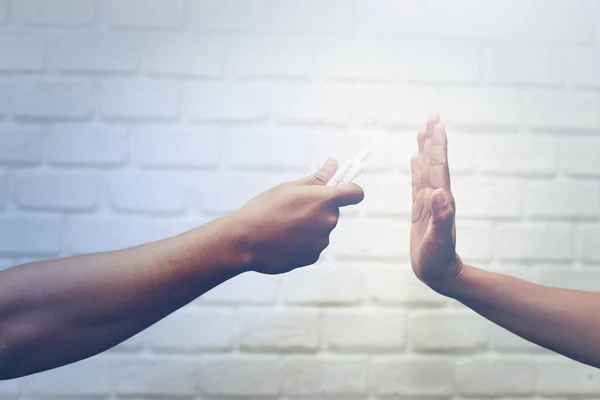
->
0, 158, 364, 379
411, 115, 600, 368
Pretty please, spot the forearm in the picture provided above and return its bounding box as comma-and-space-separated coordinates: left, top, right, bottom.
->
440, 264, 600, 367
0, 213, 250, 379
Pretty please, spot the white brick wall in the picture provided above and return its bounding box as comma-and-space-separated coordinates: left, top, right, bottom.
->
1, 0, 600, 398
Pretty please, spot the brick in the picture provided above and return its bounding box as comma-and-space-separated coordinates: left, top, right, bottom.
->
110, 174, 186, 214
371, 357, 454, 396
199, 358, 281, 396
356, 0, 429, 35
401, 42, 479, 84
515, 3, 593, 44
148, 309, 233, 352
485, 46, 563, 86
456, 357, 535, 395
319, 39, 476, 84
0, 375, 25, 394
12, 80, 93, 121
537, 268, 600, 291
358, 85, 438, 126
283, 358, 366, 396
546, 0, 600, 9
321, 310, 406, 351
0, 127, 42, 164
198, 271, 277, 305
274, 83, 351, 125
560, 137, 600, 176
29, 358, 110, 395
389, 132, 424, 173
134, 126, 218, 169
100, 80, 179, 120
429, 0, 516, 40
233, 34, 312, 78
101, 0, 182, 29
56, 34, 139, 73
15, 172, 98, 211
366, 265, 446, 306
184, 82, 269, 122
579, 225, 600, 263
403, 43, 479, 84
443, 131, 478, 174
282, 266, 364, 306
273, 0, 354, 33
537, 357, 600, 395
142, 33, 223, 77
527, 91, 600, 131
190, 171, 296, 215
567, 47, 600, 88
46, 125, 129, 166
237, 311, 318, 352
223, 128, 307, 171
455, 221, 493, 262
330, 218, 410, 259
0, 83, 5, 117
452, 177, 522, 219
524, 180, 599, 219
0, 0, 6, 23
316, 38, 403, 82
496, 223, 572, 261
186, 0, 268, 32
67, 216, 150, 254
408, 312, 487, 351
477, 136, 556, 176
439, 87, 521, 129
489, 323, 545, 353
0, 216, 61, 256
0, 33, 45, 72
14, 0, 94, 26
359, 176, 412, 217
115, 360, 196, 396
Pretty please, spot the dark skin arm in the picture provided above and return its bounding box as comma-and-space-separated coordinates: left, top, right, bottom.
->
0, 216, 243, 379
410, 115, 600, 368
0, 159, 364, 379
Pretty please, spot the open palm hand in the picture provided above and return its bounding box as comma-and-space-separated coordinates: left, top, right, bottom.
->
410, 115, 463, 290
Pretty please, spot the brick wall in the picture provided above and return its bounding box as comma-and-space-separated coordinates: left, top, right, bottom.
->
1, 0, 600, 398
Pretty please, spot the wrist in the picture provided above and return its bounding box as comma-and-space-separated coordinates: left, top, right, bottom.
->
187, 212, 256, 276
213, 211, 256, 274
426, 257, 469, 298
434, 265, 481, 302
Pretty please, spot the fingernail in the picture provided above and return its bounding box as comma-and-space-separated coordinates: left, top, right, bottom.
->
433, 192, 448, 209
325, 157, 337, 167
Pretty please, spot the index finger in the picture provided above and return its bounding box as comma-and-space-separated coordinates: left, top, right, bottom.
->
329, 184, 365, 207
430, 122, 451, 190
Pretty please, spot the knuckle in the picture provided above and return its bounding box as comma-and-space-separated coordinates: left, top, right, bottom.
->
310, 171, 328, 185
326, 213, 339, 229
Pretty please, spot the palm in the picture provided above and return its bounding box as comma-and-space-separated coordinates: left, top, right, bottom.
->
409, 116, 460, 285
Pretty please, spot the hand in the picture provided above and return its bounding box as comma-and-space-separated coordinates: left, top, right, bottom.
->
410, 115, 463, 292
233, 158, 364, 275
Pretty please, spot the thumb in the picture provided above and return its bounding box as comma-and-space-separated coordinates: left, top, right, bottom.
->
298, 158, 338, 186
430, 189, 454, 241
